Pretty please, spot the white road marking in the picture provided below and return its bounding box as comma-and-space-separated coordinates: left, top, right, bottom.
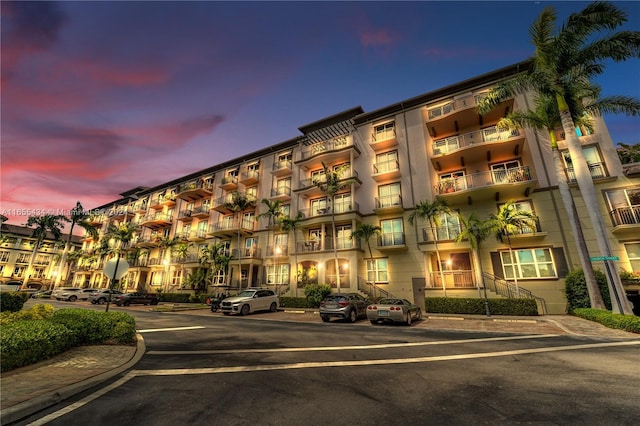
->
147, 334, 560, 355
137, 326, 205, 333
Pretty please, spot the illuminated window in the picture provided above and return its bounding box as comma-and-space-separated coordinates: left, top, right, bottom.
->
501, 248, 557, 279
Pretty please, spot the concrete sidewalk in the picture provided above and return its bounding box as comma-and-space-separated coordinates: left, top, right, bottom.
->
1, 312, 637, 424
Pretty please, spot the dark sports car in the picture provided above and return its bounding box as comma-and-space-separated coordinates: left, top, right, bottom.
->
366, 298, 422, 325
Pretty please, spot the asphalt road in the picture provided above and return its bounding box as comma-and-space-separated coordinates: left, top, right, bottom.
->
17, 303, 640, 426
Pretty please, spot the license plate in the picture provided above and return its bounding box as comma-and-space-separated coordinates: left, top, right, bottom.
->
378, 310, 389, 317
325, 303, 337, 308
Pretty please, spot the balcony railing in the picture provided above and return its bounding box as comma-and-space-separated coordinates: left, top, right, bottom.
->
298, 170, 359, 190
373, 159, 400, 175
271, 186, 291, 197
610, 205, 640, 226
374, 194, 403, 209
299, 201, 359, 218
566, 162, 608, 182
429, 270, 475, 288
377, 232, 405, 247
300, 138, 360, 161
434, 166, 533, 195
231, 248, 262, 259
209, 220, 255, 234
432, 126, 521, 156
372, 127, 396, 142
427, 93, 484, 120
421, 224, 462, 242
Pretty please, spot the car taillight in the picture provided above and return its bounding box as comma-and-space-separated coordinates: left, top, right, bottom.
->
338, 301, 350, 307
391, 306, 401, 311
320, 301, 325, 306
368, 305, 377, 310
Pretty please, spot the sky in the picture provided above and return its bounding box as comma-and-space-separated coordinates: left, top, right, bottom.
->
2, 0, 639, 230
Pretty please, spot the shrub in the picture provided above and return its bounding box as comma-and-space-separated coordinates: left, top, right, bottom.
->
572, 308, 640, 333
0, 320, 75, 372
425, 297, 539, 316
0, 291, 30, 312
49, 308, 137, 345
0, 303, 55, 325
279, 297, 316, 309
158, 292, 192, 303
565, 269, 611, 312
303, 283, 332, 308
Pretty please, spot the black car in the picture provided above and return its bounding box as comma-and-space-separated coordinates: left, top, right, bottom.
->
113, 292, 159, 306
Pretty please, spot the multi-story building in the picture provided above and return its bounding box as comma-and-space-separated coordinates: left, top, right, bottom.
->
74, 60, 640, 314
0, 215, 82, 288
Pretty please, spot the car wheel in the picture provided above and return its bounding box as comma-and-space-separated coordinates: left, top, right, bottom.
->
348, 309, 357, 323
69, 295, 77, 302
151, 299, 158, 305
416, 309, 422, 321
211, 304, 218, 312
321, 315, 330, 323
405, 312, 412, 326
269, 302, 277, 312
240, 304, 250, 316
98, 298, 106, 305
124, 301, 131, 306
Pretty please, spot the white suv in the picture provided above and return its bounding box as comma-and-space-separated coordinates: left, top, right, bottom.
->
220, 289, 279, 316
54, 287, 98, 301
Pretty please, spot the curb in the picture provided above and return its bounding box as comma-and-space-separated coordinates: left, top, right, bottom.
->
0, 334, 146, 425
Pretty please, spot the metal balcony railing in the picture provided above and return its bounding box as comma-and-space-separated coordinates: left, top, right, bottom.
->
434, 166, 533, 195
432, 126, 521, 155
373, 159, 400, 175
566, 162, 608, 181
610, 205, 640, 226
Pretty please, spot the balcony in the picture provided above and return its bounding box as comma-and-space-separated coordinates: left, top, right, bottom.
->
239, 170, 260, 186
430, 126, 525, 171
299, 202, 360, 224
296, 137, 361, 166
220, 175, 239, 191
172, 253, 200, 264
296, 237, 360, 253
176, 179, 214, 202
610, 205, 640, 237
377, 233, 407, 251
188, 229, 208, 242
373, 195, 403, 215
133, 200, 148, 213
429, 271, 475, 289
190, 205, 211, 219
139, 212, 173, 229
433, 166, 536, 204
231, 247, 262, 259
266, 245, 289, 257
86, 214, 106, 226
108, 206, 134, 220
178, 209, 194, 222
421, 225, 462, 243
566, 162, 610, 183
372, 160, 401, 182
149, 194, 176, 209
296, 170, 361, 197
136, 236, 161, 248
370, 127, 398, 151
426, 93, 512, 139
272, 159, 293, 177
212, 193, 257, 214
270, 186, 292, 202
208, 219, 256, 238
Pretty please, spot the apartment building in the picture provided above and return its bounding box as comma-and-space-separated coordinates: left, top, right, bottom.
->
74, 60, 640, 314
0, 216, 82, 288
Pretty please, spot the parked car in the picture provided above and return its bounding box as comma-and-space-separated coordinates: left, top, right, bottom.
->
51, 287, 81, 301
319, 293, 369, 323
113, 292, 159, 306
19, 288, 40, 297
31, 290, 53, 299
0, 280, 23, 292
366, 298, 422, 326
56, 287, 99, 301
220, 289, 279, 316
89, 289, 123, 304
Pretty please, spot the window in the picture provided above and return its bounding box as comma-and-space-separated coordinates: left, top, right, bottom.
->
336, 225, 352, 249
435, 212, 461, 241
437, 171, 465, 193
334, 193, 351, 213
491, 160, 521, 183
13, 266, 26, 277
16, 253, 30, 263
501, 248, 557, 279
172, 270, 182, 286
624, 243, 640, 273
245, 186, 257, 200
605, 187, 640, 226
311, 197, 329, 215
151, 271, 163, 286
0, 251, 8, 262
380, 219, 404, 246
274, 233, 288, 255
366, 258, 388, 283
181, 224, 191, 238
498, 201, 539, 234
374, 151, 399, 174
562, 146, 606, 180
266, 264, 289, 284
311, 168, 326, 184
278, 151, 292, 163
245, 237, 258, 257
242, 213, 255, 229
275, 177, 291, 196
377, 183, 401, 207
280, 204, 290, 217
374, 121, 395, 141
247, 162, 259, 173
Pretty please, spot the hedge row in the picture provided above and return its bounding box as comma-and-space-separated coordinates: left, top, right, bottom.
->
425, 297, 539, 316
572, 308, 640, 333
0, 291, 30, 312
0, 306, 137, 372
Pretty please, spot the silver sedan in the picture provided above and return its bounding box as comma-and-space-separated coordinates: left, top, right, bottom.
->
366, 298, 422, 325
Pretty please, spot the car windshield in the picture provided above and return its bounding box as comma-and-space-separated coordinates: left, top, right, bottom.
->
325, 295, 347, 302
236, 291, 257, 298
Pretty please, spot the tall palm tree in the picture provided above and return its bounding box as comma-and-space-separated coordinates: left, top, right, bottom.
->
200, 242, 231, 292
55, 201, 99, 287
489, 201, 538, 297
158, 236, 180, 292
456, 213, 493, 316
258, 199, 284, 279
478, 1, 639, 314
22, 214, 68, 287
313, 162, 357, 292
408, 197, 451, 296
494, 94, 609, 309
224, 191, 256, 291
280, 211, 304, 296
172, 242, 192, 289
350, 224, 381, 298
103, 222, 138, 311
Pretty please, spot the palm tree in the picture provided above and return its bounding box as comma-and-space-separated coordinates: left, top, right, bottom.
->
258, 199, 284, 281
489, 201, 538, 297
493, 94, 608, 309
350, 224, 381, 298
199, 242, 231, 292
103, 222, 138, 311
224, 192, 256, 291
408, 197, 451, 296
313, 162, 357, 292
172, 242, 192, 289
478, 1, 639, 314
55, 201, 99, 287
456, 213, 494, 316
280, 211, 304, 296
158, 236, 180, 292
22, 214, 68, 287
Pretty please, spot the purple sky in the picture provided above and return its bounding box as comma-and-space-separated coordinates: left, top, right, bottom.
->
2, 1, 639, 228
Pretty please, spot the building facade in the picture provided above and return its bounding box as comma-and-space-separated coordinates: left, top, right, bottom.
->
71, 61, 640, 314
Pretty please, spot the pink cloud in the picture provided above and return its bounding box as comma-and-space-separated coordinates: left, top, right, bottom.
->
359, 29, 394, 48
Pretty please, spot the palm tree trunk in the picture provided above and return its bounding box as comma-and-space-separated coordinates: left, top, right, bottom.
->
431, 220, 447, 297
331, 197, 340, 292
475, 245, 491, 317
292, 227, 299, 297
367, 242, 376, 299
22, 240, 40, 288
556, 94, 633, 314
237, 212, 242, 291
54, 223, 75, 287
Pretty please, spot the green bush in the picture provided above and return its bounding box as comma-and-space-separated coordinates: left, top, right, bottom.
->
0, 303, 55, 325
572, 308, 640, 333
49, 308, 136, 345
565, 269, 611, 312
279, 297, 316, 309
425, 297, 539, 316
158, 292, 192, 303
0, 291, 30, 312
0, 320, 75, 372
303, 283, 332, 308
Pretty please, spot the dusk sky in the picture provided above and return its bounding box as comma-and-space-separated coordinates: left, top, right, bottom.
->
2, 1, 639, 230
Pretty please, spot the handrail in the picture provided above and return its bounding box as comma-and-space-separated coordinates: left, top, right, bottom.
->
482, 272, 547, 314
358, 276, 396, 300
